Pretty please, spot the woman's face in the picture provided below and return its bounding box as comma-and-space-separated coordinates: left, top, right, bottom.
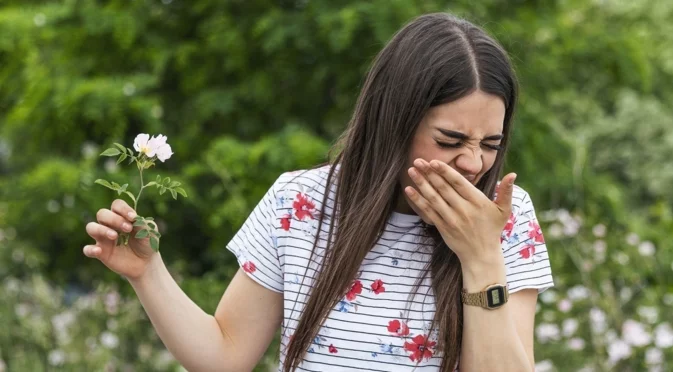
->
396, 90, 506, 215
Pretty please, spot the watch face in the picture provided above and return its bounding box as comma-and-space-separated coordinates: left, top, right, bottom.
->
486, 286, 506, 308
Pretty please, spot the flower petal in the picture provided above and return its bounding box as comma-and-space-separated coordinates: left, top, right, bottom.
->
133, 134, 150, 152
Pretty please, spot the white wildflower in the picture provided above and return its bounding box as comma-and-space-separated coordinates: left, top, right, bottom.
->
567, 337, 585, 350
645, 347, 663, 365
567, 285, 590, 301
622, 319, 651, 347
536, 323, 561, 343
535, 359, 554, 372
563, 318, 579, 337
590, 308, 607, 333
615, 252, 630, 265
664, 294, 673, 306
123, 82, 136, 96
638, 306, 659, 324
48, 349, 66, 366
558, 298, 572, 313
592, 223, 606, 237
654, 323, 673, 348
15, 303, 30, 318
540, 290, 557, 304
626, 232, 639, 246
638, 241, 656, 257
133, 133, 173, 162
101, 331, 119, 349
607, 339, 632, 363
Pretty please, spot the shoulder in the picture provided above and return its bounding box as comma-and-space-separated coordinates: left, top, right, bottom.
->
272, 164, 334, 196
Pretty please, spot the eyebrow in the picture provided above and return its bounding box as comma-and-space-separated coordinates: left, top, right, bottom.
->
437, 128, 504, 141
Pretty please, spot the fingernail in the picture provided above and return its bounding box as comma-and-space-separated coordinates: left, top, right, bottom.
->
510, 174, 517, 185
128, 211, 136, 219
122, 223, 132, 232
430, 160, 440, 169
107, 230, 117, 239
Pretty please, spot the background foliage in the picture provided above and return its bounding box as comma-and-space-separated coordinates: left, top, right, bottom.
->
1, 0, 672, 371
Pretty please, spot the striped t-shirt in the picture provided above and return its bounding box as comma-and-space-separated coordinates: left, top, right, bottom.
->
226, 165, 554, 371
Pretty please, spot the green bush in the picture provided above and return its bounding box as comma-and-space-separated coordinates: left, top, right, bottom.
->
1, 0, 672, 371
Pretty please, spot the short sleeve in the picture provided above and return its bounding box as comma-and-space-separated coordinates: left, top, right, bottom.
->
500, 188, 554, 294
226, 176, 284, 293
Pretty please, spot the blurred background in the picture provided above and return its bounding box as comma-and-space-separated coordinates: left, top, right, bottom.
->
1, 0, 672, 371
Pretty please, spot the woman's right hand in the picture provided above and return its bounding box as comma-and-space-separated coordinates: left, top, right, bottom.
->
83, 199, 157, 281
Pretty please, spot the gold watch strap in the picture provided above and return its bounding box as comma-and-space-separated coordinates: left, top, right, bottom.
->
461, 289, 486, 307
461, 284, 509, 309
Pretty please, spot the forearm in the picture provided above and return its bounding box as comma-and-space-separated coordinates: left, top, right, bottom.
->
459, 256, 532, 372
129, 254, 230, 372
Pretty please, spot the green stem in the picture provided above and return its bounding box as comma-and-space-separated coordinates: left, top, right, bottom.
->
135, 167, 144, 211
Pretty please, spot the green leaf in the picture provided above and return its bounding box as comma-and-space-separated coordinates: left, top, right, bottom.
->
163, 177, 171, 186
120, 184, 128, 193
111, 182, 121, 190
150, 236, 159, 252
124, 191, 136, 204
113, 143, 126, 152
169, 181, 181, 187
126, 147, 135, 155
175, 187, 188, 198
156, 175, 161, 183
159, 186, 166, 195
144, 217, 154, 221
116, 152, 127, 164
100, 148, 121, 157
135, 229, 150, 239
170, 189, 177, 200
94, 179, 115, 190
147, 221, 157, 230
133, 219, 145, 227
145, 181, 157, 187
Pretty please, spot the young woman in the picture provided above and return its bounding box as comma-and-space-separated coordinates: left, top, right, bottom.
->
84, 13, 553, 372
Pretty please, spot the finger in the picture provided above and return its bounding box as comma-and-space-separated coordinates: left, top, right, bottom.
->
86, 222, 119, 242
83, 244, 102, 258
494, 173, 517, 214
111, 199, 137, 221
97, 208, 134, 233
428, 160, 480, 202
407, 166, 453, 222
414, 159, 465, 209
404, 186, 443, 226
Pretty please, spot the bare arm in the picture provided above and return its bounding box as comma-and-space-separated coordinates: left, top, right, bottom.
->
459, 256, 535, 372
130, 256, 283, 372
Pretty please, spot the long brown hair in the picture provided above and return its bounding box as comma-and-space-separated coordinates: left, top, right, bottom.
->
283, 13, 518, 372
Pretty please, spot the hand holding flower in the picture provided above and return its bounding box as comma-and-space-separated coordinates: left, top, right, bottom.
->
93, 134, 187, 252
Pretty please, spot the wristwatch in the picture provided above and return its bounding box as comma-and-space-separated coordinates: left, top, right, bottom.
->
461, 284, 509, 310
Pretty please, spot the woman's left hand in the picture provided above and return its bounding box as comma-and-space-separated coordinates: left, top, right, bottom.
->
405, 158, 516, 266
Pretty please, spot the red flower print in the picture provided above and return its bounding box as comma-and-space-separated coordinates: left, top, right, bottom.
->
293, 193, 316, 220
346, 280, 363, 301
504, 213, 516, 237
371, 279, 385, 294
280, 214, 291, 231
519, 244, 536, 259
242, 261, 256, 273
404, 334, 436, 362
387, 320, 410, 337
528, 220, 545, 243
328, 344, 338, 353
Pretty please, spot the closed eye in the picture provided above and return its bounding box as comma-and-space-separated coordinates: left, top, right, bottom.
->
435, 140, 502, 151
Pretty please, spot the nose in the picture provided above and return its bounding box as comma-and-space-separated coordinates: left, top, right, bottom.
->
454, 144, 483, 177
